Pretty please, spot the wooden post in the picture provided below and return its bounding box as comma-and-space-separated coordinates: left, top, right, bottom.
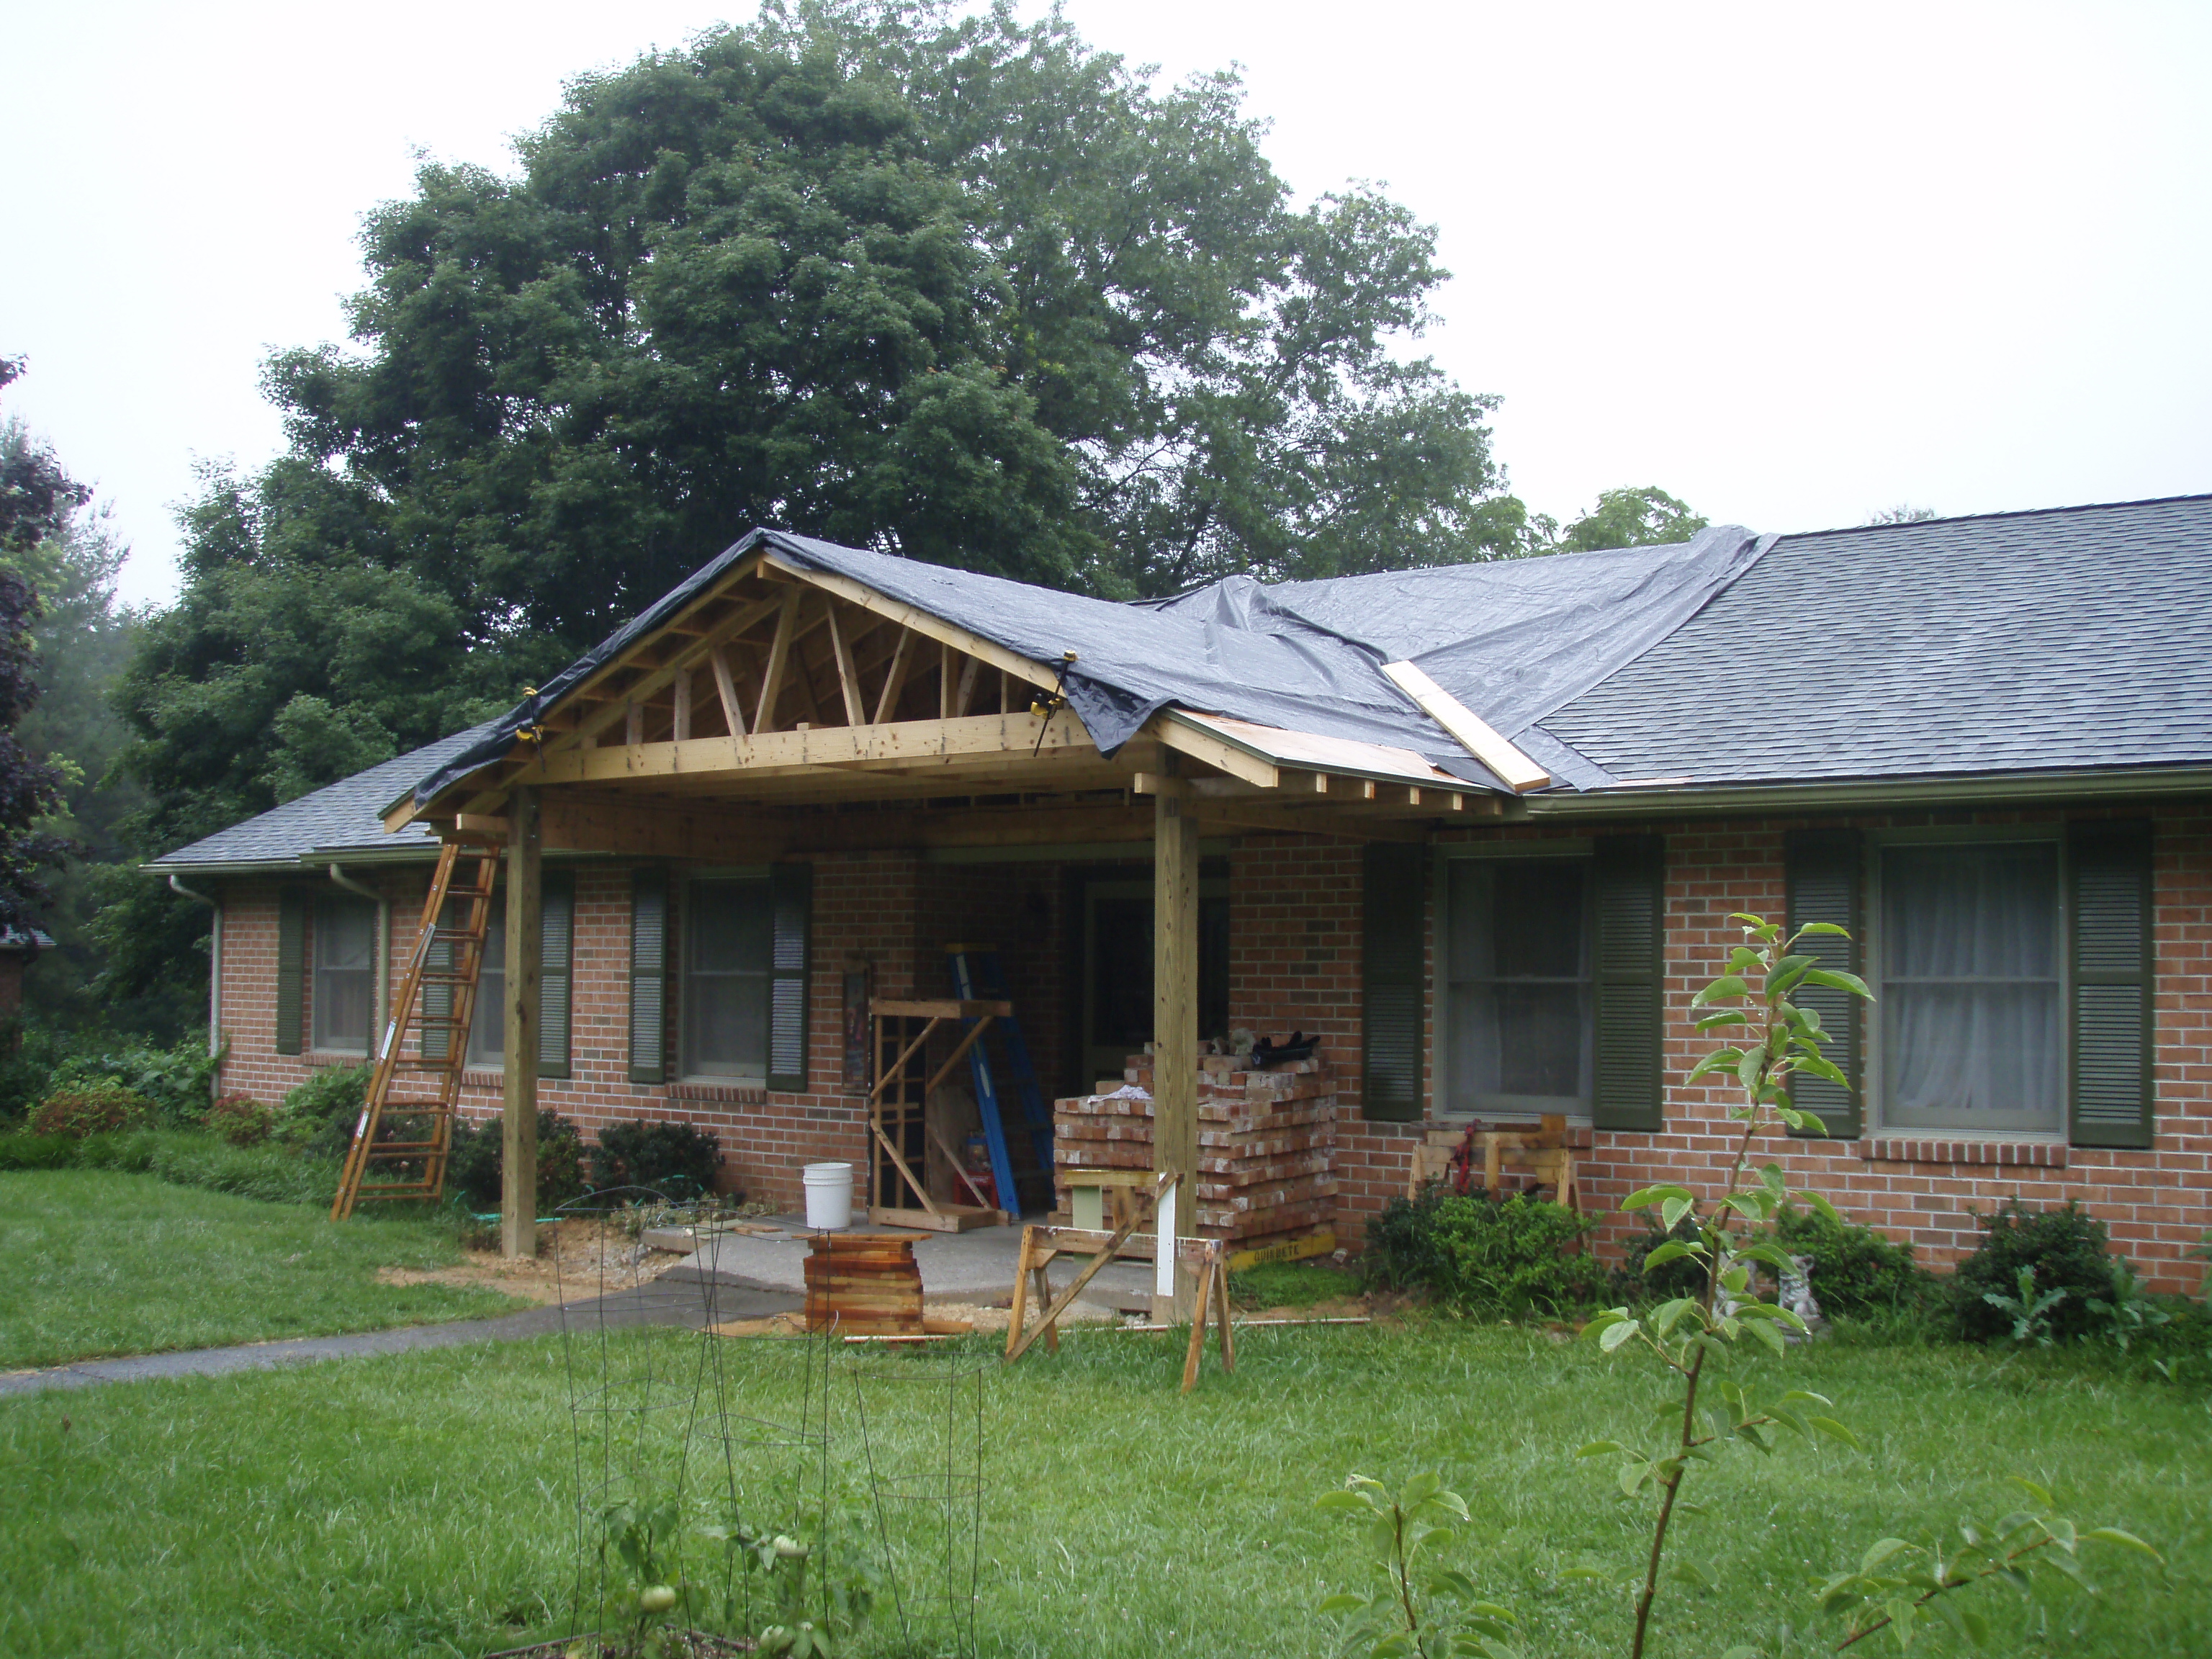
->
1152, 765, 1200, 1322
502, 786, 541, 1259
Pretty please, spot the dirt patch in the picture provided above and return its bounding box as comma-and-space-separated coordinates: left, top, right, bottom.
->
708, 1298, 1118, 1341
377, 1218, 689, 1304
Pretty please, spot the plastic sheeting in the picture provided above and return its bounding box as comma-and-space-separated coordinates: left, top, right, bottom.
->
413, 526, 1772, 807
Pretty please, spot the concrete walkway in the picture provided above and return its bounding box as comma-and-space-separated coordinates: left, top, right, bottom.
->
0, 1279, 801, 1401
662, 1213, 1156, 1312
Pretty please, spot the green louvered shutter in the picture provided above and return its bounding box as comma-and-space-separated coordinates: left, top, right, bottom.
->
629, 869, 670, 1084
1360, 842, 1424, 1121
275, 889, 306, 1056
538, 870, 575, 1079
1785, 828, 1863, 1138
422, 894, 456, 1064
1592, 835, 1665, 1130
2069, 820, 2154, 1149
767, 863, 813, 1094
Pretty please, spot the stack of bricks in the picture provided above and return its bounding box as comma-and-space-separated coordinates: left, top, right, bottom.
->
1053, 1053, 1338, 1246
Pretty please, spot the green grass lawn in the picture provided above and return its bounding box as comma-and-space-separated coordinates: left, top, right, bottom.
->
0, 1169, 530, 1369
1, 1321, 2202, 1658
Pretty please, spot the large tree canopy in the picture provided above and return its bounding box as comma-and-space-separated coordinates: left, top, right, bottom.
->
264, 0, 1522, 634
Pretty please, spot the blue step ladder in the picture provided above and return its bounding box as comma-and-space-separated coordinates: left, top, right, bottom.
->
946, 945, 1056, 1215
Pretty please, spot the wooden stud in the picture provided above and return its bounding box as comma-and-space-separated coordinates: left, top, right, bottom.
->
624, 701, 644, 747
939, 644, 957, 720
755, 585, 803, 734
709, 646, 747, 737
672, 668, 693, 742
1007, 1226, 1036, 1359
827, 603, 866, 727
1181, 1254, 1213, 1392
761, 553, 1058, 696
1153, 770, 1200, 1323
549, 590, 786, 753
873, 628, 917, 724
955, 654, 981, 719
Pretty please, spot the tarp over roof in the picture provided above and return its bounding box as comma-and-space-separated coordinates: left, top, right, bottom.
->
412, 525, 1771, 806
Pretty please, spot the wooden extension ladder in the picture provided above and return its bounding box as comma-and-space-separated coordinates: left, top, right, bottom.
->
331, 835, 502, 1220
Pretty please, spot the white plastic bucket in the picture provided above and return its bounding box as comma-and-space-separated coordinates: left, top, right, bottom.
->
802, 1162, 855, 1230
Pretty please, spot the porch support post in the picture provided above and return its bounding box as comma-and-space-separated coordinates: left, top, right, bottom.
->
1151, 763, 1201, 1322
502, 786, 541, 1259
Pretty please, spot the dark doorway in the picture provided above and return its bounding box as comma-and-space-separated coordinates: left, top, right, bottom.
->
1073, 872, 1229, 1091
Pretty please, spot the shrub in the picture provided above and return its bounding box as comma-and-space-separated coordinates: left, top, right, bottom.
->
446, 1110, 590, 1212
1768, 1201, 1934, 1318
590, 1118, 722, 1199
1951, 1200, 2116, 1344
30, 1085, 156, 1138
1360, 1189, 1606, 1318
1613, 1214, 1707, 1305
207, 1094, 274, 1146
50, 1034, 222, 1125
274, 1066, 369, 1159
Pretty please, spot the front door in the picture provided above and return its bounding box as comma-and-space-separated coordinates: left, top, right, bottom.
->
1078, 876, 1229, 1090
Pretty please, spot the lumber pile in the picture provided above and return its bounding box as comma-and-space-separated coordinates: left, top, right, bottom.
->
1053, 1054, 1337, 1247
801, 1233, 924, 1335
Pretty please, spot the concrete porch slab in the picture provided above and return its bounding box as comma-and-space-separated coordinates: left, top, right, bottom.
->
659, 1213, 1156, 1313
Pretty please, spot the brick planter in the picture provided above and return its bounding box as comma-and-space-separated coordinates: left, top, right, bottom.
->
1053, 1055, 1338, 1246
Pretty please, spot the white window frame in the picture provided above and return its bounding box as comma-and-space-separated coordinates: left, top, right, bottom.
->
310, 893, 376, 1057
1864, 824, 2069, 1142
679, 867, 775, 1084
1434, 841, 1596, 1125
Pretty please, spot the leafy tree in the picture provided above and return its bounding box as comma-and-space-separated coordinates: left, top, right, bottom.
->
0, 362, 80, 938
251, 0, 1520, 642
1550, 485, 1708, 553
1868, 503, 1938, 524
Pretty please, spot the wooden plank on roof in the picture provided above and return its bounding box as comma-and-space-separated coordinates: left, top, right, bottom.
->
1379, 660, 1550, 793
1161, 710, 1470, 792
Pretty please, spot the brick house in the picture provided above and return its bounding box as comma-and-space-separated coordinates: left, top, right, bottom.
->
149, 497, 2212, 1289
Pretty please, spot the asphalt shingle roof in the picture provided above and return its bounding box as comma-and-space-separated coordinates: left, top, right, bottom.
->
147, 721, 502, 872
154, 494, 2212, 868
1540, 495, 2212, 786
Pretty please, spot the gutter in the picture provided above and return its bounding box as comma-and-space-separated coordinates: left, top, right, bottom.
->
1511, 764, 2212, 819
327, 864, 392, 1040
166, 875, 222, 1087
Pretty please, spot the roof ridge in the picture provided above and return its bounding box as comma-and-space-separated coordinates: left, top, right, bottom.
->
1779, 490, 2212, 541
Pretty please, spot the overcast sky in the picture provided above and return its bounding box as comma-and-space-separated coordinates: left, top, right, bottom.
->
6, 1, 2208, 608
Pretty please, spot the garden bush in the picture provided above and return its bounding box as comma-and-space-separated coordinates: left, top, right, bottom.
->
446, 1110, 590, 1212
1951, 1200, 2118, 1344
1359, 1189, 1606, 1317
207, 1094, 274, 1146
1769, 1200, 1935, 1318
590, 1117, 722, 1198
50, 1034, 222, 1125
30, 1084, 156, 1138
275, 1066, 369, 1159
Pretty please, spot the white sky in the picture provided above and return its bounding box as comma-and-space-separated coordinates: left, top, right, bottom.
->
5, 1, 2209, 608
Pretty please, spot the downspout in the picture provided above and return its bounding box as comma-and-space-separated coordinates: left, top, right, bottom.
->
167, 873, 222, 1097
328, 864, 391, 1044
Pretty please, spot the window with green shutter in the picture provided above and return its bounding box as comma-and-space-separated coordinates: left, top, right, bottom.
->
1591, 835, 1665, 1131
629, 869, 670, 1084
1785, 828, 1863, 1138
2068, 820, 2154, 1149
1361, 842, 1424, 1121
767, 863, 813, 1094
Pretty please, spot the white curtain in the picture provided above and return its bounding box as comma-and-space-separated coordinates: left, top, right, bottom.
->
1881, 845, 2061, 1130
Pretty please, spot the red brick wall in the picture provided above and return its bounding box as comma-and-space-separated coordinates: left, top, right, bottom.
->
210, 803, 2212, 1287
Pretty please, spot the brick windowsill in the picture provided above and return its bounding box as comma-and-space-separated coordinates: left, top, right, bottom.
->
1855, 1138, 2068, 1169
667, 1081, 768, 1106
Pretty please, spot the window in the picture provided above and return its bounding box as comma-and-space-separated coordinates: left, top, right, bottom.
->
1444, 856, 1593, 1113
313, 895, 375, 1054
467, 902, 507, 1069
1879, 841, 2062, 1133
683, 878, 773, 1079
